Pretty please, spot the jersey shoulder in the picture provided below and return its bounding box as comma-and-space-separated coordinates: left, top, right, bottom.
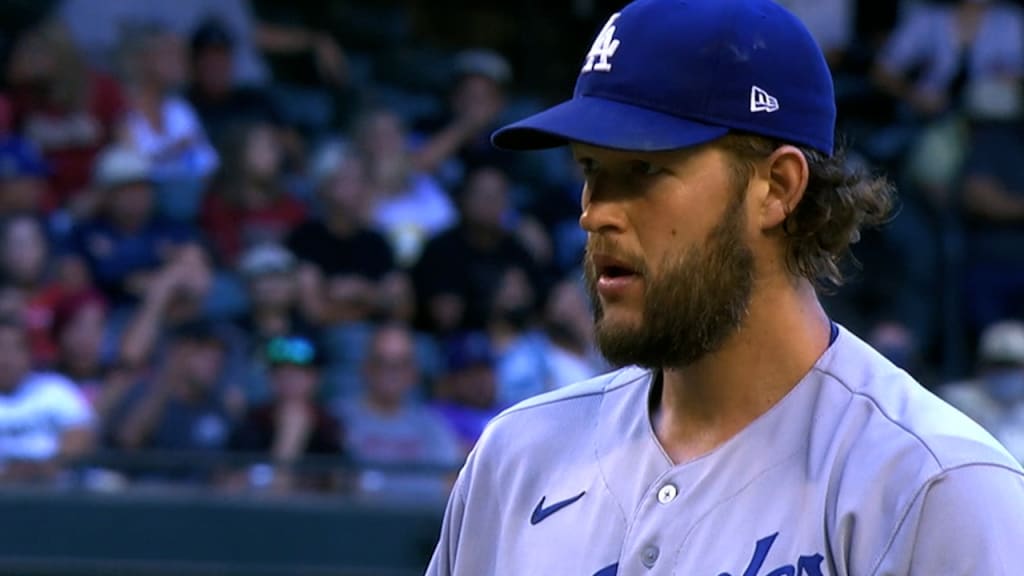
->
459, 366, 650, 480
500, 365, 648, 417
822, 327, 1021, 474
819, 327, 1024, 574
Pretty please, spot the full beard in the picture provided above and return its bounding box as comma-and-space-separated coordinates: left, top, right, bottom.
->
585, 191, 755, 369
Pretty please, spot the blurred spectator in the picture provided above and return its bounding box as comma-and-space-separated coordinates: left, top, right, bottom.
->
68, 145, 197, 305
413, 164, 544, 334
186, 17, 281, 146
118, 23, 219, 183
412, 49, 513, 186
875, 0, 1024, 212
58, 0, 350, 149
0, 214, 76, 366
487, 267, 549, 408
250, 4, 350, 89
228, 333, 342, 492
0, 315, 94, 483
201, 121, 305, 266
353, 108, 456, 266
0, 137, 50, 217
58, 0, 266, 85
335, 323, 461, 498
873, 0, 1024, 121
540, 276, 604, 390
6, 20, 126, 210
114, 242, 215, 374
773, 0, 855, 66
938, 320, 1024, 462
51, 290, 136, 436
113, 320, 234, 457
234, 242, 320, 403
287, 145, 410, 324
0, 282, 25, 320
960, 118, 1024, 330
0, 93, 11, 134
430, 332, 500, 456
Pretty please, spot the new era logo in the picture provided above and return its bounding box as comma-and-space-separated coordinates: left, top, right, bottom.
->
750, 86, 779, 113
582, 13, 621, 73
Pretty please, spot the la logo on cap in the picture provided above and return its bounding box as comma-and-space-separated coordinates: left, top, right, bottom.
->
582, 13, 621, 73
750, 86, 779, 113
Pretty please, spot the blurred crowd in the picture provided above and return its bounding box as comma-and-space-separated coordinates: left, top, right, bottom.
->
0, 0, 1023, 498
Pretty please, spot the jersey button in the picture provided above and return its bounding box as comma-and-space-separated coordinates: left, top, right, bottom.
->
657, 483, 677, 504
641, 545, 660, 568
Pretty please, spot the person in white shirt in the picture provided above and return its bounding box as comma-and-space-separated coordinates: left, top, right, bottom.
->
0, 316, 95, 483
352, 108, 456, 267
118, 23, 219, 182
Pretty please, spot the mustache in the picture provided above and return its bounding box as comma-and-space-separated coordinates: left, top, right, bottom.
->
584, 238, 648, 276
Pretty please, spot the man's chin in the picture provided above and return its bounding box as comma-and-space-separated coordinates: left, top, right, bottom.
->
593, 319, 649, 367
595, 298, 643, 324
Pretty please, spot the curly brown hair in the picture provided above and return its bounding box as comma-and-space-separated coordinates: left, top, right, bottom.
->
717, 133, 896, 292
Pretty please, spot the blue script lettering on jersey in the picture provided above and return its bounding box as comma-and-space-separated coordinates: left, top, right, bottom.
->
592, 562, 618, 575
717, 532, 825, 576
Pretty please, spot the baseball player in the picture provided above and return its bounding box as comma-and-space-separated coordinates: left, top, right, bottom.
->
426, 0, 1024, 574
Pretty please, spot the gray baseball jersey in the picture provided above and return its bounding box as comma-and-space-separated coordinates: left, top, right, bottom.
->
426, 325, 1024, 575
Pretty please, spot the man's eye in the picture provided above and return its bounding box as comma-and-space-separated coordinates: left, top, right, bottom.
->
630, 161, 660, 176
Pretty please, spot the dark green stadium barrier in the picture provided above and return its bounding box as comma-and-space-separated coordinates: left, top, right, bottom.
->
0, 488, 445, 576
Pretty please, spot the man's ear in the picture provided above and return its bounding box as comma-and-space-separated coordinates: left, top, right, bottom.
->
757, 145, 809, 232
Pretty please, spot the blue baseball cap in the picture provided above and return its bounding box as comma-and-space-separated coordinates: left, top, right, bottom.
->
0, 137, 48, 180
492, 0, 836, 155
444, 331, 495, 373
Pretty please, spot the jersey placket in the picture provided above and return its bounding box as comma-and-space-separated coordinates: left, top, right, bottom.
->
617, 463, 708, 574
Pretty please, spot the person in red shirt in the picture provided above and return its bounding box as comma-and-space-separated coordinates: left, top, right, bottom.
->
6, 21, 125, 211
200, 121, 305, 266
0, 213, 87, 367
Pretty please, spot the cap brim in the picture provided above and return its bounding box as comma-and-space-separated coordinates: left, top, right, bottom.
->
492, 96, 729, 152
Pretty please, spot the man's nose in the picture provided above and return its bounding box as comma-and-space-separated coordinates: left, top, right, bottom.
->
579, 190, 628, 235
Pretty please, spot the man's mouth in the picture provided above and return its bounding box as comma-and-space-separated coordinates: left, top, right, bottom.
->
592, 254, 641, 279
590, 254, 643, 299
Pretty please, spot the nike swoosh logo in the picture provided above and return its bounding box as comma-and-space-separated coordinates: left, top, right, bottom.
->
530, 491, 586, 525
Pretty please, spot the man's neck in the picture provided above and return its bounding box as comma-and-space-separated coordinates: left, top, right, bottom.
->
654, 278, 831, 464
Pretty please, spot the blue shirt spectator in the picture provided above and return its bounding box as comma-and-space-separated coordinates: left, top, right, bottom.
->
68, 145, 195, 304
430, 332, 499, 456
0, 136, 50, 217
112, 320, 235, 458
961, 119, 1024, 328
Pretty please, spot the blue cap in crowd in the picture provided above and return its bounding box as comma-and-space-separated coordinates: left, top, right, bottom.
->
444, 332, 495, 373
0, 137, 48, 180
492, 0, 836, 155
